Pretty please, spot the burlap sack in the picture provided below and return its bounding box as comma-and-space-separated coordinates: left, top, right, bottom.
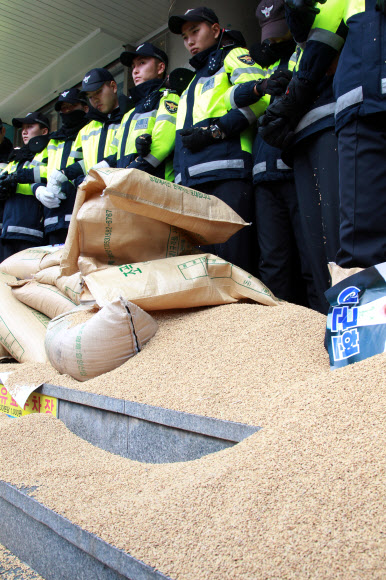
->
0, 273, 49, 363
34, 266, 83, 305
61, 174, 196, 277
0, 343, 13, 361
60, 168, 248, 276
84, 254, 278, 311
11, 280, 76, 319
34, 265, 61, 285
45, 298, 158, 382
103, 168, 249, 243
0, 245, 62, 279
328, 262, 364, 287
39, 247, 64, 270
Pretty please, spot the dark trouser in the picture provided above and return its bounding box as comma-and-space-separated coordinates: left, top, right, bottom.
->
46, 229, 68, 246
293, 129, 340, 314
0, 239, 39, 261
254, 179, 316, 306
196, 179, 255, 273
336, 112, 386, 268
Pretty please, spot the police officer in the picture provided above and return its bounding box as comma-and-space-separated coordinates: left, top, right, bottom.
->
25, 89, 89, 245
231, 0, 317, 305
258, 0, 346, 312
0, 112, 49, 259
99, 43, 179, 181
168, 7, 269, 273
46, 68, 131, 195
334, 0, 386, 268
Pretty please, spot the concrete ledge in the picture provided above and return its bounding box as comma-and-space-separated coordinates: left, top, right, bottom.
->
0, 481, 171, 580
38, 383, 260, 464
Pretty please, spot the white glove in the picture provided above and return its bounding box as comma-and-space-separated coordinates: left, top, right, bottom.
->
91, 160, 110, 170
35, 186, 62, 209
48, 169, 68, 189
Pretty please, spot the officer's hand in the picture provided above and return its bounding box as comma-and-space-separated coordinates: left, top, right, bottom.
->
0, 174, 18, 199
180, 126, 224, 153
265, 69, 293, 96
258, 113, 295, 150
0, 172, 9, 182
135, 134, 152, 157
35, 186, 62, 209
48, 169, 68, 188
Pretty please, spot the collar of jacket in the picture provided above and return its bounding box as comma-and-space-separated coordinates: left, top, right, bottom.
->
129, 79, 164, 106
8, 144, 35, 163
50, 112, 88, 141
189, 44, 219, 71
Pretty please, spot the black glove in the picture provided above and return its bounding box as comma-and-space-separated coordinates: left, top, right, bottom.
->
135, 134, 152, 157
258, 115, 296, 150
285, 0, 326, 15
262, 75, 314, 122
265, 69, 293, 97
258, 76, 314, 149
0, 173, 18, 200
180, 125, 225, 153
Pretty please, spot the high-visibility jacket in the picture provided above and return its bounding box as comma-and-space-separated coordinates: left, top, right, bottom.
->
289, 0, 347, 143
1, 149, 47, 243
64, 97, 131, 183
31, 137, 79, 233
107, 79, 179, 181
174, 45, 269, 188
334, 0, 386, 132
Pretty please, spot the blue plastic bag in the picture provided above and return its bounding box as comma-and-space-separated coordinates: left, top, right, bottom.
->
325, 262, 386, 369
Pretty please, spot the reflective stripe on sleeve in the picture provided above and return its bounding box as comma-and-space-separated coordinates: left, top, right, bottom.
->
295, 102, 336, 133
143, 153, 161, 168
277, 159, 291, 170
79, 160, 86, 174
33, 166, 41, 181
382, 78, 386, 95
231, 67, 264, 83
70, 150, 83, 159
156, 114, 177, 124
44, 217, 59, 227
175, 173, 182, 184
7, 226, 44, 238
239, 106, 257, 124
65, 214, 72, 221
188, 159, 244, 177
307, 28, 345, 51
335, 86, 363, 115
253, 161, 266, 175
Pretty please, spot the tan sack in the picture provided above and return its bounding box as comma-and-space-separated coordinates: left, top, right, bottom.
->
34, 265, 61, 286
0, 342, 13, 361
11, 280, 76, 319
0, 276, 49, 363
328, 262, 364, 287
39, 247, 64, 270
0, 245, 62, 279
84, 253, 278, 311
61, 173, 196, 276
45, 298, 158, 382
103, 168, 249, 243
55, 272, 83, 304
35, 266, 83, 305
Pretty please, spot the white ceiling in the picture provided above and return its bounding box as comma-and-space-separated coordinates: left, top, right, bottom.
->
0, 0, 171, 123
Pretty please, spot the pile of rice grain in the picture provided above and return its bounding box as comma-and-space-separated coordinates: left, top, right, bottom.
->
0, 350, 384, 579
2, 302, 330, 425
